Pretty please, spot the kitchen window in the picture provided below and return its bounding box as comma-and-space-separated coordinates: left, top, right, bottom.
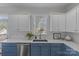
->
33, 15, 49, 35
0, 16, 8, 40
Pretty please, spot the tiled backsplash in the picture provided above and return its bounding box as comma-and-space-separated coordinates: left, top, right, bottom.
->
8, 31, 53, 40
59, 32, 79, 43
8, 30, 79, 43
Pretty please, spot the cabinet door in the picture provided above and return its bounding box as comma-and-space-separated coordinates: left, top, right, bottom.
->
2, 47, 17, 56
66, 8, 76, 32
8, 15, 30, 32
31, 43, 51, 56
41, 45, 50, 56
64, 45, 79, 56
50, 15, 59, 32
53, 15, 59, 32
50, 15, 65, 32
17, 15, 30, 31
31, 44, 41, 56
31, 46, 40, 56
8, 15, 18, 32
50, 15, 53, 32
2, 43, 17, 56
51, 43, 65, 56
77, 7, 79, 32
58, 15, 65, 32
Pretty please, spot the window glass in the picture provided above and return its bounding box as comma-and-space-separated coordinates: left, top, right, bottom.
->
0, 16, 8, 40
34, 16, 48, 35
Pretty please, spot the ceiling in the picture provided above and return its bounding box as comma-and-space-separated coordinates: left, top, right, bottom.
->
0, 3, 78, 14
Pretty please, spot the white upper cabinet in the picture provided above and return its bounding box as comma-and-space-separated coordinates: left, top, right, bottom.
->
50, 15, 58, 32
50, 14, 65, 32
49, 15, 53, 32
57, 15, 65, 32
77, 6, 79, 32
8, 15, 18, 32
8, 15, 30, 32
66, 8, 77, 32
17, 15, 30, 31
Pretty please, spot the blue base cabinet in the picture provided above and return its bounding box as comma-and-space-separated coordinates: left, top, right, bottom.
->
31, 43, 79, 56
41, 46, 50, 56
51, 43, 65, 56
2, 43, 79, 56
31, 46, 41, 56
31, 43, 51, 56
64, 45, 79, 56
31, 43, 67, 56
2, 43, 17, 56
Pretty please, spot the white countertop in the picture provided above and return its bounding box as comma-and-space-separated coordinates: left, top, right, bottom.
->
0, 39, 79, 52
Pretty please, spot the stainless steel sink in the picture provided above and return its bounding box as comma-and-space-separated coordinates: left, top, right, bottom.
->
33, 39, 48, 42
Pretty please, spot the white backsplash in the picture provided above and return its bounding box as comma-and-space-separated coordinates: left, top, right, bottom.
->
70, 33, 79, 43
8, 31, 54, 40
8, 31, 28, 39
8, 30, 79, 44
59, 32, 79, 43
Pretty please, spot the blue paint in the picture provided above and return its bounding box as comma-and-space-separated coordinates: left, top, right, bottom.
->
31, 46, 41, 56
31, 43, 51, 56
31, 43, 79, 56
63, 44, 79, 56
41, 45, 50, 56
2, 43, 79, 56
2, 43, 17, 56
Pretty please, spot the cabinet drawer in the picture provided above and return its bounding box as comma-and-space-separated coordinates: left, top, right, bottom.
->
51, 47, 64, 56
2, 43, 17, 47
31, 43, 51, 47
41, 43, 51, 47
51, 43, 64, 47
31, 43, 44, 46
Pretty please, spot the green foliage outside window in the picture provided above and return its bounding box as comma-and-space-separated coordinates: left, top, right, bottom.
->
0, 19, 7, 31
